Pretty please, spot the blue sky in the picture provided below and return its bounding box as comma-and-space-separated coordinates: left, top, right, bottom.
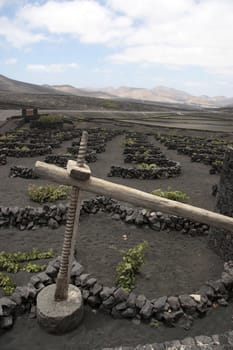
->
0, 0, 232, 96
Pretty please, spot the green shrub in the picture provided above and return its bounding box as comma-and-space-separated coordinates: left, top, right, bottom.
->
15, 145, 30, 152
54, 131, 65, 140
22, 263, 46, 273
212, 160, 223, 166
142, 150, 151, 156
38, 115, 63, 124
0, 273, 15, 295
28, 184, 70, 203
0, 134, 16, 141
151, 186, 189, 202
137, 163, 158, 170
116, 241, 148, 292
0, 248, 54, 273
0, 248, 54, 295
121, 137, 138, 148
211, 139, 228, 146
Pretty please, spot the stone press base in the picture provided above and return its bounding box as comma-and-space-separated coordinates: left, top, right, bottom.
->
36, 284, 84, 334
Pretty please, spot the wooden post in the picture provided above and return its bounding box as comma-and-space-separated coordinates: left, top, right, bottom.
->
54, 132, 88, 301
35, 161, 233, 233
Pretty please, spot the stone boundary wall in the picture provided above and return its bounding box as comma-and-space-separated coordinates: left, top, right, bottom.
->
156, 135, 226, 175
1, 146, 52, 158
9, 166, 38, 179
124, 153, 166, 164
209, 148, 233, 262
104, 331, 233, 349
0, 196, 209, 236
1, 256, 233, 341
44, 152, 97, 168
0, 142, 60, 150
123, 145, 161, 155
107, 162, 181, 179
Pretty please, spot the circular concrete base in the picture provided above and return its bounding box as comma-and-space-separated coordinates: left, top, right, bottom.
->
36, 284, 84, 334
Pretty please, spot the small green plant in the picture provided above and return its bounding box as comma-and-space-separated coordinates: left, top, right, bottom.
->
0, 134, 16, 141
28, 184, 70, 203
142, 150, 151, 156
22, 263, 46, 273
211, 139, 228, 146
0, 272, 15, 295
150, 320, 160, 328
0, 255, 20, 273
116, 241, 148, 292
38, 115, 63, 124
0, 248, 54, 272
0, 248, 54, 295
15, 145, 30, 152
212, 160, 223, 167
55, 131, 65, 140
151, 186, 189, 202
137, 163, 158, 170
123, 138, 136, 146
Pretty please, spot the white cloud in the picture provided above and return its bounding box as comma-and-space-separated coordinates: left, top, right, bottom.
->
4, 58, 17, 64
27, 63, 79, 73
18, 0, 132, 44
108, 0, 233, 72
0, 0, 233, 76
0, 16, 45, 47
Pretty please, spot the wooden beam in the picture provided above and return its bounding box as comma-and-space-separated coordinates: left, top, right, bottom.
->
35, 161, 233, 232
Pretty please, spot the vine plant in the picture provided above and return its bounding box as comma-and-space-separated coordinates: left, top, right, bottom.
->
116, 241, 148, 292
0, 248, 54, 295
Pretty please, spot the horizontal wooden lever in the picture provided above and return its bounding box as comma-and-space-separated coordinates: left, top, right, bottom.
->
35, 161, 233, 233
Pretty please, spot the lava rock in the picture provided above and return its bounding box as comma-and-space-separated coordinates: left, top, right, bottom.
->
140, 300, 153, 319
152, 296, 167, 312
113, 288, 129, 303
136, 295, 147, 309
179, 295, 197, 315
48, 218, 59, 229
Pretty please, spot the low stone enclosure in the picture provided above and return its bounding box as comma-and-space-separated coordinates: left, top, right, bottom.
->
1, 254, 233, 333
0, 126, 122, 163
44, 152, 97, 167
0, 196, 209, 235
0, 194, 233, 331
108, 132, 182, 179
155, 133, 233, 175
108, 162, 181, 179
9, 166, 38, 179
0, 146, 52, 158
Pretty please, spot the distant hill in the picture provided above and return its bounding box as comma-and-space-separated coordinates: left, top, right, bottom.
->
51, 84, 233, 107
0, 74, 58, 94
1, 74, 232, 107
87, 86, 233, 108
50, 84, 116, 99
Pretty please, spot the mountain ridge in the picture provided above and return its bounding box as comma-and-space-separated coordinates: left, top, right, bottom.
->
51, 84, 233, 107
0, 74, 232, 107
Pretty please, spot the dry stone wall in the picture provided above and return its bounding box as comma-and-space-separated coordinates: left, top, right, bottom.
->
209, 147, 233, 261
